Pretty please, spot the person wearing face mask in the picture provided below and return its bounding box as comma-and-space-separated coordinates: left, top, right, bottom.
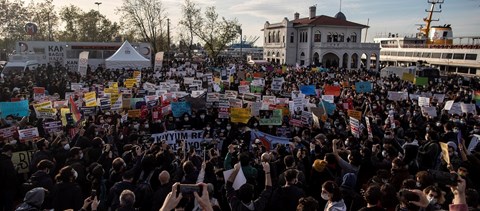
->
322, 181, 347, 211
423, 186, 445, 211
442, 122, 459, 146
180, 113, 193, 130
65, 147, 88, 197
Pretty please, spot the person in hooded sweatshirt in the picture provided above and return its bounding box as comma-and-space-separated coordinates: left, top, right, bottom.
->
15, 187, 46, 211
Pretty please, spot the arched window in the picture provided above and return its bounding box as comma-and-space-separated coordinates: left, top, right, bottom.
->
277, 31, 280, 43
314, 31, 321, 42
290, 32, 294, 43
350, 32, 357, 43
267, 51, 271, 56
300, 52, 305, 57
268, 32, 271, 43
333, 32, 339, 42
339, 33, 345, 42
327, 32, 333, 42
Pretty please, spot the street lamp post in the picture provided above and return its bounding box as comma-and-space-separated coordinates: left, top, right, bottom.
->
95, 2, 102, 12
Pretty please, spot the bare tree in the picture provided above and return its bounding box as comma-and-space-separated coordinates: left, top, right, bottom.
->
191, 6, 240, 62
118, 0, 168, 55
179, 0, 202, 60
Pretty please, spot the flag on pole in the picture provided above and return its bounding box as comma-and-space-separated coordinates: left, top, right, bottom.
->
69, 96, 81, 122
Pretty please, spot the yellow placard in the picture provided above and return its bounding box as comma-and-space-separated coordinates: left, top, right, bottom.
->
33, 101, 52, 111
440, 142, 450, 164
84, 91, 97, 107
125, 79, 137, 88
282, 65, 287, 73
104, 88, 118, 94
128, 109, 141, 118
110, 93, 120, 105
347, 110, 362, 120
402, 73, 415, 82
111, 82, 118, 88
230, 108, 251, 124
60, 108, 70, 126
133, 71, 141, 78
214, 77, 221, 84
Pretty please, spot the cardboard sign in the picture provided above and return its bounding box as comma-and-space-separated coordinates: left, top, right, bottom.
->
259, 109, 282, 126
418, 97, 430, 107
84, 91, 97, 107
324, 85, 341, 96
348, 110, 362, 120
125, 78, 137, 88
128, 109, 141, 118
11, 150, 36, 174
18, 128, 39, 142
402, 73, 415, 82
0, 126, 17, 139
230, 108, 251, 124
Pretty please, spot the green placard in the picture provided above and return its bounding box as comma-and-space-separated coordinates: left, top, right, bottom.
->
415, 77, 428, 86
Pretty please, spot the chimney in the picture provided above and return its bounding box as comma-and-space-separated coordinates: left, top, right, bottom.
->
294, 12, 300, 20
309, 6, 316, 19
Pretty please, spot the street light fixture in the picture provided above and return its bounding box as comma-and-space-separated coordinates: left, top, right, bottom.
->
94, 2, 102, 12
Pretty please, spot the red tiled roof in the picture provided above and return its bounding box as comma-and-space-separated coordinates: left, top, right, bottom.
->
292, 15, 368, 28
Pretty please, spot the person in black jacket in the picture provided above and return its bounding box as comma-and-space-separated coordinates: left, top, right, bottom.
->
270, 169, 306, 211
0, 144, 18, 211
29, 159, 55, 209
107, 170, 137, 211
29, 139, 54, 173
52, 166, 83, 211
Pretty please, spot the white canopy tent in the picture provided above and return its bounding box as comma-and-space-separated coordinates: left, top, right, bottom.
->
105, 41, 151, 69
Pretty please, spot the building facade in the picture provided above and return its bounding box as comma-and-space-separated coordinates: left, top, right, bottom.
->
263, 6, 380, 70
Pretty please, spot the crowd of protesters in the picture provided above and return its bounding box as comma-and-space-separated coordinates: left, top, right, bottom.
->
0, 59, 480, 211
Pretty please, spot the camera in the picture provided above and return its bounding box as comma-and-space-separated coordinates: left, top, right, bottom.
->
177, 184, 202, 197
428, 170, 458, 186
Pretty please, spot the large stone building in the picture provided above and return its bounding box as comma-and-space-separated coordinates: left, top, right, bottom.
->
263, 6, 380, 70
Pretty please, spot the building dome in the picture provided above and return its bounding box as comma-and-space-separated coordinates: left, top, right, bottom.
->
334, 11, 346, 20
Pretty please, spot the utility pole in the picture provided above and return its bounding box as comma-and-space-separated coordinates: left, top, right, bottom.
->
95, 2, 102, 12
167, 18, 170, 63
94, 2, 102, 42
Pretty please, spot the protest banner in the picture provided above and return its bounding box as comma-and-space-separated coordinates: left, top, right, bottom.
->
33, 87, 46, 101
151, 130, 205, 152
0, 126, 17, 139
259, 109, 282, 126
250, 85, 263, 94
402, 73, 415, 82
128, 109, 141, 118
43, 121, 63, 134
355, 81, 372, 93
11, 150, 36, 174
230, 108, 251, 124
0, 100, 30, 118
433, 94, 445, 103
154, 52, 164, 70
78, 51, 89, 76
171, 102, 192, 118
271, 78, 284, 91
415, 77, 429, 86
225, 90, 238, 99
84, 91, 97, 107
324, 85, 341, 96
53, 101, 68, 109
37, 108, 57, 119
218, 95, 230, 119
300, 85, 316, 95
238, 85, 250, 94
321, 95, 334, 103
388, 91, 407, 101
60, 108, 70, 126
125, 78, 137, 88
448, 103, 462, 115
461, 103, 476, 114
250, 130, 290, 151
301, 111, 312, 126
18, 127, 39, 142
365, 117, 373, 139
422, 106, 437, 117
80, 106, 96, 117
99, 98, 111, 111
70, 83, 83, 91
418, 97, 430, 107
349, 117, 360, 138
229, 99, 243, 108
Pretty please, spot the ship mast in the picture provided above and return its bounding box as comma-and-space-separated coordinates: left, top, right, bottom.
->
422, 0, 443, 45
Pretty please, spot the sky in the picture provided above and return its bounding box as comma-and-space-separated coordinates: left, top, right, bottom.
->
33, 0, 480, 46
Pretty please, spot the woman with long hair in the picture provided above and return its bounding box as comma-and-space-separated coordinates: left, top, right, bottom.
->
322, 181, 347, 211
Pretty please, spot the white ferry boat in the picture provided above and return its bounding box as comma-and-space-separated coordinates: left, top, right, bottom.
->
373, 0, 480, 76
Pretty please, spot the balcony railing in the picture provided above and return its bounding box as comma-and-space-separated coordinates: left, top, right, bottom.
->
314, 42, 380, 49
